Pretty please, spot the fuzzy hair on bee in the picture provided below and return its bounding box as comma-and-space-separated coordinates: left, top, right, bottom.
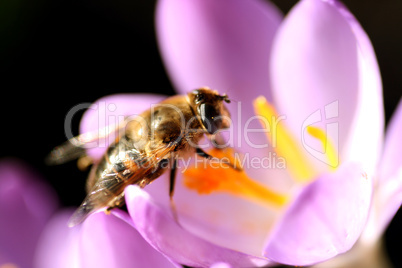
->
47, 87, 237, 227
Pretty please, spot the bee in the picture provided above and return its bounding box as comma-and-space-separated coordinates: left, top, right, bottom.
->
47, 87, 237, 227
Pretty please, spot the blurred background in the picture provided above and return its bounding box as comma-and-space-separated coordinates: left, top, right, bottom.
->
0, 0, 401, 266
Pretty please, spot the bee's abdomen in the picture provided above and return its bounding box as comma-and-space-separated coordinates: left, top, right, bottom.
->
96, 162, 134, 194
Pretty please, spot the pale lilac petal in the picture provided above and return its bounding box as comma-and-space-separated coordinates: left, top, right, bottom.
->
79, 211, 176, 268
330, 0, 384, 175
270, 0, 382, 172
34, 210, 81, 268
271, 0, 358, 139
211, 262, 233, 268
125, 185, 273, 267
169, 172, 281, 256
264, 163, 372, 266
137, 169, 279, 257
79, 94, 165, 161
157, 0, 281, 97
0, 160, 58, 268
35, 209, 176, 268
361, 169, 402, 244
379, 99, 402, 182
361, 99, 402, 242
156, 0, 283, 178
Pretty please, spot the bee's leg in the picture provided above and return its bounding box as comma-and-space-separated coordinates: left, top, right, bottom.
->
169, 159, 177, 198
210, 134, 244, 171
105, 207, 112, 215
169, 159, 179, 222
196, 148, 242, 171
77, 155, 93, 171
105, 193, 125, 215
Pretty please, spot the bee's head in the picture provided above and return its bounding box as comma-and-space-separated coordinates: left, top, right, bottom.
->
188, 87, 231, 135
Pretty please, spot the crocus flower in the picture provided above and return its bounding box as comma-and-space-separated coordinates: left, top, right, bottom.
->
72, 0, 389, 266
0, 159, 58, 268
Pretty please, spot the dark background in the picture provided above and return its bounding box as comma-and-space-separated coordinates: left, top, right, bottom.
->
1, 0, 401, 266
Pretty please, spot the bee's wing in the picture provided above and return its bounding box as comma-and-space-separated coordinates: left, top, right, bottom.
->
45, 120, 126, 165
68, 142, 177, 227
67, 176, 132, 227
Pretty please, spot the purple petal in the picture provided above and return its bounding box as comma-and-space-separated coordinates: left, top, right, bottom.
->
79, 94, 165, 161
79, 211, 176, 268
270, 0, 383, 172
156, 0, 283, 178
156, 0, 281, 97
211, 262, 233, 268
125, 185, 273, 267
135, 170, 279, 257
330, 0, 384, 174
263, 163, 372, 266
361, 99, 402, 241
35, 209, 177, 268
143, 164, 288, 257
34, 210, 81, 268
0, 159, 58, 268
379, 99, 402, 182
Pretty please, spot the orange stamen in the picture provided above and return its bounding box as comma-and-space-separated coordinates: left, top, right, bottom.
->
183, 148, 288, 208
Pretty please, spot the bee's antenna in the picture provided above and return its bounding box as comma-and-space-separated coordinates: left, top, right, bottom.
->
228, 98, 240, 103
219, 94, 231, 103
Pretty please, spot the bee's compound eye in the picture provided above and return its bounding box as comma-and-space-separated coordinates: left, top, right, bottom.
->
199, 104, 222, 134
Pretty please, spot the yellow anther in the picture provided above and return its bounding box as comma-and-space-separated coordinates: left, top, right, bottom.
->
183, 148, 289, 208
253, 96, 317, 183
306, 126, 338, 169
